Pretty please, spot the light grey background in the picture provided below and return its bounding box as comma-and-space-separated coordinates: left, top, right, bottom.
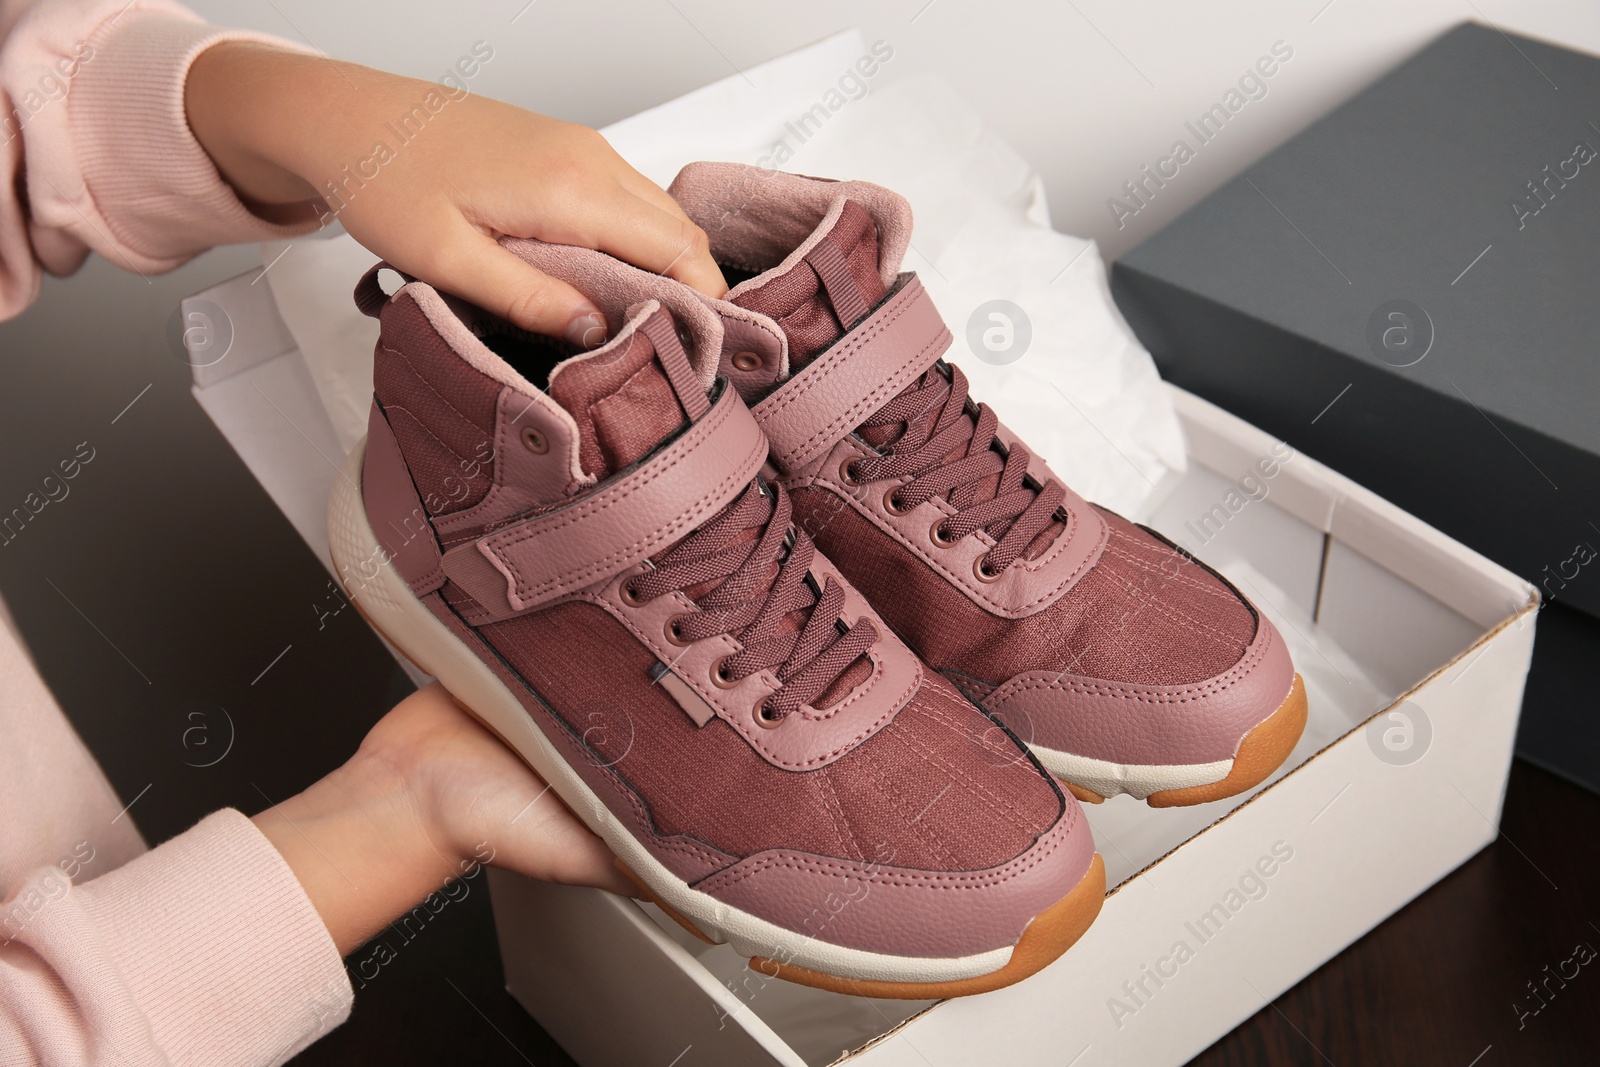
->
187, 0, 1600, 258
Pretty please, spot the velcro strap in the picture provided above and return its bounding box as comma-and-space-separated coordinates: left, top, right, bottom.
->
476, 385, 767, 612
752, 273, 951, 474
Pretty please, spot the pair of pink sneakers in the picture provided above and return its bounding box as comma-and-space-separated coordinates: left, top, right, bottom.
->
329, 163, 1307, 999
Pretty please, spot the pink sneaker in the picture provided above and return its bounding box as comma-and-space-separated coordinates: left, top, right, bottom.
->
328, 240, 1103, 997
669, 163, 1307, 808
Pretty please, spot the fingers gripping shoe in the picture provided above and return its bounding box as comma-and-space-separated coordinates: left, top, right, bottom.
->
328, 240, 1104, 997
668, 163, 1308, 808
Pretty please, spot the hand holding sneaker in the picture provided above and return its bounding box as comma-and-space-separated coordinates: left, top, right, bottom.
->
184, 41, 727, 348
253, 682, 636, 955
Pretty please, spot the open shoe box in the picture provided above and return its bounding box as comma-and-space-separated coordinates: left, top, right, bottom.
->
184, 263, 1536, 1066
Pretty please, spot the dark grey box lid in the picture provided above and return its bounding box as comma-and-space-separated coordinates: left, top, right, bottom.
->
1114, 22, 1600, 617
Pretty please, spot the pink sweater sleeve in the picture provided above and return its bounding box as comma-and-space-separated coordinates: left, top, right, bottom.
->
0, 0, 320, 320
1, 813, 353, 1066
0, 603, 354, 1066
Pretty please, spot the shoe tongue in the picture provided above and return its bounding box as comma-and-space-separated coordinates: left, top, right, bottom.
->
547, 306, 704, 480
727, 199, 889, 369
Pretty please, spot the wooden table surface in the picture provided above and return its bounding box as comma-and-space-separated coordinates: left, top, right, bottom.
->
2, 250, 1595, 1067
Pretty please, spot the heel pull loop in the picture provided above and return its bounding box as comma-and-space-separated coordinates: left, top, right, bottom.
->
353, 261, 415, 318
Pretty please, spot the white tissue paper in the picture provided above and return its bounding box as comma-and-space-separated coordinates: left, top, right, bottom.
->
261, 29, 1184, 513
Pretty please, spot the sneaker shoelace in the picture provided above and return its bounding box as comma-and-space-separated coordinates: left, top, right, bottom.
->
623, 480, 878, 723
849, 362, 1068, 578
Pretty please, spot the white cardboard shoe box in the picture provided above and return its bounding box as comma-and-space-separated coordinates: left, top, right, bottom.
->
185, 269, 1536, 1067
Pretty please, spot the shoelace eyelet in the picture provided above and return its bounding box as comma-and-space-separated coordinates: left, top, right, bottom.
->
619, 580, 646, 606
711, 657, 742, 689
754, 696, 783, 728
839, 458, 863, 487
731, 350, 763, 372
883, 486, 914, 516
974, 557, 1005, 583
665, 617, 691, 646
930, 519, 960, 547
520, 426, 549, 455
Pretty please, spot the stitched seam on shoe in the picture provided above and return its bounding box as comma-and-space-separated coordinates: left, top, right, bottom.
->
761, 655, 928, 771
384, 403, 476, 470
384, 343, 491, 448
814, 770, 866, 864
700, 818, 1068, 894
1107, 543, 1241, 643
1107, 577, 1246, 653
940, 668, 996, 702
757, 280, 930, 421
491, 401, 764, 604
989, 629, 1274, 707
1095, 551, 1246, 652
580, 593, 914, 773
896, 715, 1036, 828
443, 605, 736, 871
754, 661, 918, 771
757, 294, 949, 468
807, 478, 1107, 617
870, 763, 961, 870
909, 717, 1054, 840
1102, 542, 1247, 619
794, 651, 885, 724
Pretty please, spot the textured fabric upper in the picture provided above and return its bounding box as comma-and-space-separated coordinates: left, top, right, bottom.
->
733, 199, 886, 365
373, 295, 501, 520
792, 487, 1255, 688
370, 283, 1065, 874
547, 328, 688, 478
483, 601, 1059, 868
721, 183, 1258, 689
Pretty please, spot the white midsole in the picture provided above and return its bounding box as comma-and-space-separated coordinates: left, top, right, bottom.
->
329, 439, 1012, 984
1027, 744, 1232, 801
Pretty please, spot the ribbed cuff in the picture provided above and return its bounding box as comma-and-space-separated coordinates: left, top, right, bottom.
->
64, 11, 320, 270
77, 809, 352, 1066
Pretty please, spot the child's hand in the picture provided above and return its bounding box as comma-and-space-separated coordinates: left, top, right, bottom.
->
186, 42, 725, 347
253, 682, 636, 956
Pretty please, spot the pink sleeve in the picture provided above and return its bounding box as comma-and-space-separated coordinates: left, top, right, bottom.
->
0, 0, 321, 320
0, 810, 353, 1066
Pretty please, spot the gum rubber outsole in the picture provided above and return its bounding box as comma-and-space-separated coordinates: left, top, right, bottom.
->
753, 854, 1106, 999
615, 861, 717, 945
625, 853, 1107, 1000
1062, 675, 1308, 808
